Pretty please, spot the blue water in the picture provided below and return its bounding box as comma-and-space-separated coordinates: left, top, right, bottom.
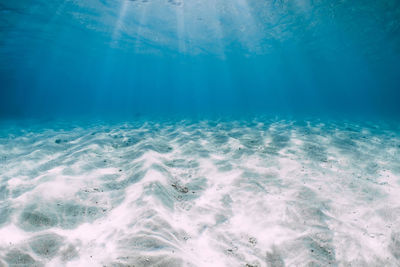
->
1, 1, 400, 266
1, 0, 399, 118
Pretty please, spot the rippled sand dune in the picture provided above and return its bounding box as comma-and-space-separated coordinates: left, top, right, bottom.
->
0, 118, 399, 266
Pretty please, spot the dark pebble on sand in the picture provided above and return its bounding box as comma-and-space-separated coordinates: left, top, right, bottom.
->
172, 183, 189, 193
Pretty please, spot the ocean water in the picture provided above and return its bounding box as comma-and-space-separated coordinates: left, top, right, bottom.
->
1, 0, 400, 266
1, 0, 400, 117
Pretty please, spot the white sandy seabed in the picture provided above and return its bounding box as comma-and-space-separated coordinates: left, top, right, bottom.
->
0, 117, 400, 267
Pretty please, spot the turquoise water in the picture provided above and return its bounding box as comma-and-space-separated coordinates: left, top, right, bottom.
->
0, 0, 400, 117
1, 1, 400, 266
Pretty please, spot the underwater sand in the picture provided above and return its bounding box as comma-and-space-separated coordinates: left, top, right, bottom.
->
0, 117, 400, 266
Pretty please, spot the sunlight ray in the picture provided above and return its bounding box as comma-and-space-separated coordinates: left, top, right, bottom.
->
111, 0, 129, 45
208, 0, 226, 58
232, 0, 263, 54
134, 3, 150, 53
176, 3, 187, 54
